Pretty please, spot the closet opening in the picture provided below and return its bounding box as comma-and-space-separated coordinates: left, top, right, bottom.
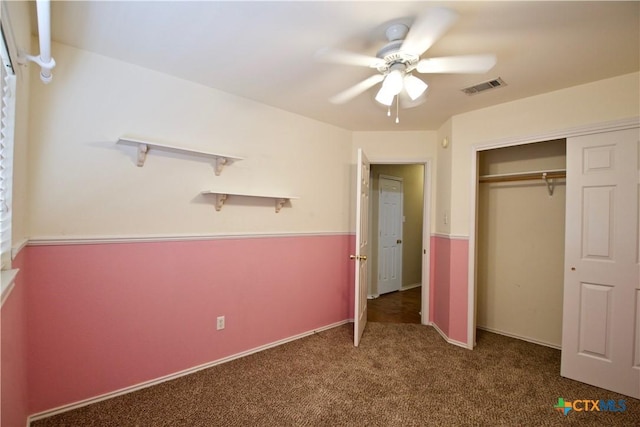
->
475, 139, 567, 348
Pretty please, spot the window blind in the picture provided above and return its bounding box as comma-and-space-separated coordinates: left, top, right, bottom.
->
0, 30, 16, 268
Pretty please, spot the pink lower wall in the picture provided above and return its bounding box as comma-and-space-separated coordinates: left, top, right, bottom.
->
448, 239, 469, 344
10, 232, 469, 420
25, 234, 353, 415
1, 250, 30, 427
432, 236, 450, 332
431, 235, 469, 345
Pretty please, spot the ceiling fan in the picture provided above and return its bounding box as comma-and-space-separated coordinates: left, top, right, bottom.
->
317, 7, 497, 121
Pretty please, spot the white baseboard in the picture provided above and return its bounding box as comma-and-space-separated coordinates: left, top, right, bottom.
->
476, 326, 561, 350
430, 322, 470, 349
27, 319, 350, 424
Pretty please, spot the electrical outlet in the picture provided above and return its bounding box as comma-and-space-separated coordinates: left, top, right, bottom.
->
216, 316, 225, 330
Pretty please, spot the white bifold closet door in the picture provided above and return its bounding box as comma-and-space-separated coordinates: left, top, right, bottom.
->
561, 128, 640, 398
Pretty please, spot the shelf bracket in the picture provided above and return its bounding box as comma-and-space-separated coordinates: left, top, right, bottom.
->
215, 193, 227, 211
542, 172, 555, 196
275, 198, 287, 213
215, 157, 228, 176
136, 143, 149, 167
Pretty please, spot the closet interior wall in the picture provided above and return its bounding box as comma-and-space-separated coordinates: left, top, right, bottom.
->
477, 140, 566, 348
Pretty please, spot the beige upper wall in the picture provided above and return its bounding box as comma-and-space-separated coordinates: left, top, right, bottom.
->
351, 131, 436, 163
28, 41, 353, 238
351, 131, 437, 234
445, 72, 640, 236
3, 0, 32, 247
27, 39, 439, 239
435, 118, 452, 235
21, 34, 639, 240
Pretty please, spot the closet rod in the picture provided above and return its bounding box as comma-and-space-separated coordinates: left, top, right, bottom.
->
478, 169, 566, 183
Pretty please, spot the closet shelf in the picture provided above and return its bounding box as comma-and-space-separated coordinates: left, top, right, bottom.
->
201, 190, 299, 213
478, 169, 566, 183
479, 169, 566, 196
117, 137, 244, 175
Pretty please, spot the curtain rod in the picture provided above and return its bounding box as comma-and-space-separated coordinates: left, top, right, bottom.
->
21, 0, 56, 83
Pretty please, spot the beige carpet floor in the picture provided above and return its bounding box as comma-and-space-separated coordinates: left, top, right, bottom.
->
32, 323, 639, 426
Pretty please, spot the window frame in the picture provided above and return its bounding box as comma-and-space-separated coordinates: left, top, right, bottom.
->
0, 24, 18, 303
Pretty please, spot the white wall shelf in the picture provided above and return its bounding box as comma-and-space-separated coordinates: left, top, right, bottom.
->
117, 137, 243, 175
201, 191, 299, 213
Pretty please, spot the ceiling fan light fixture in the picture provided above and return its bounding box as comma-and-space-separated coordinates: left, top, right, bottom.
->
404, 74, 428, 100
320, 7, 499, 124
382, 69, 404, 95
375, 86, 395, 106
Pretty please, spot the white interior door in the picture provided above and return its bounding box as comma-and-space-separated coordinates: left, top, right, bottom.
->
353, 149, 370, 347
378, 176, 403, 295
561, 128, 640, 398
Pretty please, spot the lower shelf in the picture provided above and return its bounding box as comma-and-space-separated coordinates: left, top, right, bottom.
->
201, 191, 299, 213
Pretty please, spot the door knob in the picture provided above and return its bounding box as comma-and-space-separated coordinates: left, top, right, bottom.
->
350, 255, 367, 261
397, 239, 402, 244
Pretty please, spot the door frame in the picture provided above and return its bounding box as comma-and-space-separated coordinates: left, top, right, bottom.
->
467, 117, 640, 349
376, 174, 404, 297
367, 158, 432, 325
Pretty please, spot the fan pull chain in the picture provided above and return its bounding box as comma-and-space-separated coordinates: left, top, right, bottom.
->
395, 97, 399, 124
387, 106, 391, 117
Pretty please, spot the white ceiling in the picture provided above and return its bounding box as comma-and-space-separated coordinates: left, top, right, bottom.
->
44, 1, 639, 131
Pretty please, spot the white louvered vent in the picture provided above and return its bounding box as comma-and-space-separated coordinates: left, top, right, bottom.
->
461, 77, 506, 95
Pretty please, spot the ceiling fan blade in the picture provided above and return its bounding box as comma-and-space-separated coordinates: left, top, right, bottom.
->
416, 54, 497, 74
329, 74, 385, 104
401, 7, 458, 57
315, 47, 385, 68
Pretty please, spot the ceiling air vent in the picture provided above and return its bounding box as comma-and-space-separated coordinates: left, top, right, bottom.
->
461, 77, 506, 95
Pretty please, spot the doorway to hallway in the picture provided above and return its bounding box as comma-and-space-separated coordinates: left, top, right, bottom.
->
368, 286, 422, 324
366, 162, 425, 325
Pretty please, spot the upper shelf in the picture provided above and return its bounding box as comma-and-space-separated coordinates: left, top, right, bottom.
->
478, 169, 566, 183
117, 137, 244, 175
479, 168, 566, 195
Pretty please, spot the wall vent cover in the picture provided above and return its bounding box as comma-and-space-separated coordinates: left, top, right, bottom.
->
461, 77, 506, 95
